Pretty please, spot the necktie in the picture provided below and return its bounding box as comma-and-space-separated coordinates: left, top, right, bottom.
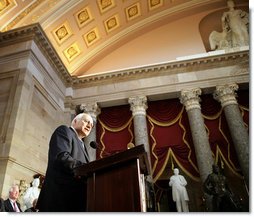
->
80, 140, 85, 150
13, 202, 20, 212
81, 141, 90, 162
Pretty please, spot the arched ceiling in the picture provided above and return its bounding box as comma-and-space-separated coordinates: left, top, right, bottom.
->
0, 0, 248, 78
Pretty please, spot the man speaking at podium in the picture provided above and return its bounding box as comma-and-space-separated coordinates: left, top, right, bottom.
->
37, 113, 93, 212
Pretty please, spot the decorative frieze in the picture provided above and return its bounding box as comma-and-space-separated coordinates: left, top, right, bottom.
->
73, 50, 249, 86
0, 23, 249, 88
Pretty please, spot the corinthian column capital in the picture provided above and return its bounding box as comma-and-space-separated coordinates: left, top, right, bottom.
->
213, 83, 238, 107
128, 96, 148, 116
80, 102, 101, 119
180, 88, 202, 111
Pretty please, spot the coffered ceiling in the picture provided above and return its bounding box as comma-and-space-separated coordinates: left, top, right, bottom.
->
0, 0, 249, 78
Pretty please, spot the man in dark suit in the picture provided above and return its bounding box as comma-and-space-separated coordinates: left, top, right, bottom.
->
1, 198, 6, 212
36, 113, 94, 212
4, 185, 22, 212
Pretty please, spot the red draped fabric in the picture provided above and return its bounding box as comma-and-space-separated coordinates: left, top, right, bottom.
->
97, 105, 134, 158
147, 99, 199, 182
96, 90, 249, 181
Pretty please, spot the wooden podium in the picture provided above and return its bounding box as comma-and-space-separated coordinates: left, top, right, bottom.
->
74, 144, 150, 212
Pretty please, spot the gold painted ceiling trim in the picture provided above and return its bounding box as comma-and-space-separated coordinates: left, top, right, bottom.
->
0, 23, 72, 84
75, 5, 94, 29
1, 0, 45, 32
40, 0, 83, 29
97, 0, 115, 14
69, 0, 223, 75
0, 23, 249, 87
0, 0, 17, 18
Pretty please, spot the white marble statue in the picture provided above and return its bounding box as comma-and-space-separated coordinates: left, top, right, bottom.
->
209, 0, 248, 50
22, 178, 40, 210
169, 168, 189, 212
209, 27, 230, 50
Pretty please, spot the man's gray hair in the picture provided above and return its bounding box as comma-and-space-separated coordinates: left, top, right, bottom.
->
71, 113, 91, 126
9, 185, 19, 193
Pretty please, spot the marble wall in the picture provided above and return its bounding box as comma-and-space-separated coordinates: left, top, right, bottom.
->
0, 26, 70, 198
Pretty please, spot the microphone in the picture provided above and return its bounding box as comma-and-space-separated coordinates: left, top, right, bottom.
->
90, 141, 110, 156
90, 141, 98, 149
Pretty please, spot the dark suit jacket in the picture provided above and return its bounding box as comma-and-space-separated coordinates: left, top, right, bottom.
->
0, 198, 5, 212
36, 125, 90, 212
4, 199, 22, 212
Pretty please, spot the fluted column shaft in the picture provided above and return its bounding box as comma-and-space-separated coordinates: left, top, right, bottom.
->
80, 102, 101, 162
180, 88, 214, 183
214, 83, 249, 187
128, 96, 151, 169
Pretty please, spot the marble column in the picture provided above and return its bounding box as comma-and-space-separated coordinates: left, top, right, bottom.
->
80, 102, 101, 162
213, 83, 249, 187
180, 88, 214, 183
128, 96, 151, 170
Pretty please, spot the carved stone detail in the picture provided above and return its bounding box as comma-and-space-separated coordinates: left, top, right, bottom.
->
213, 83, 238, 107
0, 23, 249, 87
128, 96, 148, 116
80, 102, 101, 119
180, 88, 202, 111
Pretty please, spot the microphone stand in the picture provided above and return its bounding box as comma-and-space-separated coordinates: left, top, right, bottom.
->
90, 141, 110, 158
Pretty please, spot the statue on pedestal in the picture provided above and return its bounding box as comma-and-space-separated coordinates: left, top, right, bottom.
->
22, 178, 40, 210
203, 164, 242, 212
169, 168, 189, 212
209, 0, 248, 50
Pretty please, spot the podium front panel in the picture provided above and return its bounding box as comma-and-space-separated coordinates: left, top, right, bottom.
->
86, 158, 142, 212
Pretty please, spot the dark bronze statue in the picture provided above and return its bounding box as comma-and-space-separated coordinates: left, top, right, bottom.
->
203, 164, 242, 212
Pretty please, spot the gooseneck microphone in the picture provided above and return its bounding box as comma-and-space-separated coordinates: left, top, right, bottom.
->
89, 141, 110, 156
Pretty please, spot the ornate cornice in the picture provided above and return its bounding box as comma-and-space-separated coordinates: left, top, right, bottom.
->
0, 23, 73, 85
0, 23, 249, 89
73, 49, 249, 87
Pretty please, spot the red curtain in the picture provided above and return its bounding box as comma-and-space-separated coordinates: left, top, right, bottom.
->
97, 105, 134, 158
146, 99, 199, 181
96, 90, 249, 181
